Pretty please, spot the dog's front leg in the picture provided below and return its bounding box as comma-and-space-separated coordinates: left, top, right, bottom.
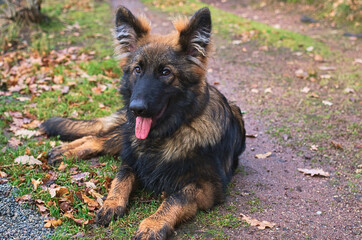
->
96, 165, 136, 226
134, 181, 218, 240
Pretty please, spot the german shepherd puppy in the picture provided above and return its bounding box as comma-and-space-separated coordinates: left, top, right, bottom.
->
41, 6, 245, 239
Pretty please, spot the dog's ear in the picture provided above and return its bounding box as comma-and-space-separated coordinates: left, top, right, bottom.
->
114, 6, 150, 58
178, 7, 211, 58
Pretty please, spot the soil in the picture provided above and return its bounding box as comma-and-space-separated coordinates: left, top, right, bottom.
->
113, 0, 361, 239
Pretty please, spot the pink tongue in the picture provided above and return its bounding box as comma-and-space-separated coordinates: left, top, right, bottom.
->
135, 117, 153, 139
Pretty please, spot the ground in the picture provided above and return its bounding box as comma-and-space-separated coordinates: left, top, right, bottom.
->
0, 0, 360, 239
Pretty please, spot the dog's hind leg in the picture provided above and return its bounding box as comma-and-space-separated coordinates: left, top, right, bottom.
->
134, 181, 222, 240
46, 126, 124, 165
40, 109, 127, 141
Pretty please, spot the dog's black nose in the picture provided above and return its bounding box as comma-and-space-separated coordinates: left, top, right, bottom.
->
130, 99, 148, 116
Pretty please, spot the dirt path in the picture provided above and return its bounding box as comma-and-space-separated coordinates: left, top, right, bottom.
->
113, 1, 360, 239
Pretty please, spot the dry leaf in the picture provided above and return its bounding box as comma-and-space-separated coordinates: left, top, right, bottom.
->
89, 189, 104, 206
310, 145, 318, 151
81, 193, 99, 208
14, 129, 41, 138
23, 120, 41, 129
36, 204, 48, 214
53, 75, 64, 84
255, 152, 272, 159
64, 212, 82, 223
300, 87, 310, 93
8, 137, 22, 148
58, 162, 68, 171
240, 213, 275, 230
14, 155, 42, 165
297, 168, 330, 177
295, 69, 308, 79
31, 178, 42, 190
331, 141, 343, 150
71, 172, 89, 182
246, 134, 258, 138
16, 194, 32, 202
44, 219, 62, 228
85, 181, 97, 189
322, 100, 333, 106
0, 171, 8, 177
47, 187, 69, 198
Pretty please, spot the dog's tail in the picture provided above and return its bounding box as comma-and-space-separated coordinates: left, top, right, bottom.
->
40, 110, 126, 141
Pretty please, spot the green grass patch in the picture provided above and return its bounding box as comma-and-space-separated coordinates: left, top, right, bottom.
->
141, 0, 330, 56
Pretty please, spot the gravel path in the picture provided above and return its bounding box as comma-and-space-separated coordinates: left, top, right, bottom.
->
0, 183, 53, 240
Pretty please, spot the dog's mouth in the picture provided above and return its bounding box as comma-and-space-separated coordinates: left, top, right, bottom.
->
135, 103, 167, 140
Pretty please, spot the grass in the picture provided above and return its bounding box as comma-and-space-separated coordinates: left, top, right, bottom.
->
141, 0, 331, 56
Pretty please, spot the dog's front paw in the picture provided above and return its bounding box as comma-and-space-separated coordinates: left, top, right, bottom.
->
134, 218, 172, 240
96, 200, 126, 227
46, 145, 68, 165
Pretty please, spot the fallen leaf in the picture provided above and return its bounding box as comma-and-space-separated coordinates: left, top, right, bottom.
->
85, 181, 96, 189
322, 100, 333, 106
14, 129, 41, 138
331, 141, 343, 150
89, 189, 104, 206
320, 74, 332, 79
16, 194, 32, 202
232, 40, 242, 45
318, 66, 336, 71
81, 193, 99, 208
300, 87, 310, 93
314, 54, 323, 62
353, 58, 362, 65
310, 145, 318, 151
295, 69, 308, 79
240, 213, 275, 230
309, 92, 320, 98
246, 134, 258, 138
53, 75, 64, 84
71, 172, 89, 182
23, 120, 41, 129
31, 178, 42, 190
63, 212, 85, 225
47, 186, 69, 198
8, 137, 22, 148
44, 219, 62, 228
59, 202, 73, 212
36, 204, 48, 214
306, 46, 314, 52
14, 155, 42, 165
297, 168, 330, 177
58, 162, 68, 171
344, 88, 354, 94
255, 152, 272, 159
0, 171, 8, 177
264, 88, 272, 93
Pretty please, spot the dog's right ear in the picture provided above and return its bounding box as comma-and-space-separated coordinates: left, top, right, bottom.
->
114, 6, 150, 58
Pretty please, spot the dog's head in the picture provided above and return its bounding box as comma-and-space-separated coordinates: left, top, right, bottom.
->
115, 6, 212, 139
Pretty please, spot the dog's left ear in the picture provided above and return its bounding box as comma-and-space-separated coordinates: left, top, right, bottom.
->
178, 7, 211, 58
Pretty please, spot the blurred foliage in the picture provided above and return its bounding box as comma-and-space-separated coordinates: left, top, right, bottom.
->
0, 0, 45, 24
279, 0, 361, 27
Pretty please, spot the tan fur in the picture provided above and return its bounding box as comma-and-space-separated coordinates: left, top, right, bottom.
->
103, 173, 135, 209
50, 136, 106, 160
160, 89, 229, 161
136, 182, 217, 239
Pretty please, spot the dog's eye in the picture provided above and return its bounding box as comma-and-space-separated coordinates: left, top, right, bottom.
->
134, 66, 141, 74
161, 68, 171, 76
